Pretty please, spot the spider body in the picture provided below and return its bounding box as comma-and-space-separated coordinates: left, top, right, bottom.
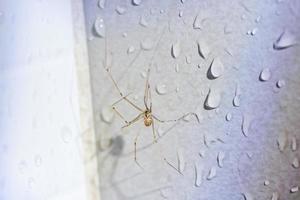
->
143, 110, 153, 127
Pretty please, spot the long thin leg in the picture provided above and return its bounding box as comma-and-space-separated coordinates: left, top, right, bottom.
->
121, 113, 144, 129
151, 120, 157, 143
152, 112, 200, 123
143, 69, 150, 109
134, 131, 143, 169
112, 107, 128, 125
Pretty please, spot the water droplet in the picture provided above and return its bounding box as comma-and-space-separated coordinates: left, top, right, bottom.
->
292, 157, 299, 168
276, 79, 285, 88
139, 15, 149, 27
18, 160, 27, 174
185, 55, 192, 64
160, 9, 165, 14
271, 192, 279, 200
207, 58, 224, 79
28, 177, 35, 189
115, 6, 126, 15
204, 89, 221, 110
273, 31, 297, 50
194, 164, 202, 187
175, 87, 180, 93
34, 155, 42, 167
193, 14, 202, 29
199, 149, 206, 158
242, 192, 254, 200
225, 113, 232, 121
94, 17, 105, 38
175, 64, 179, 72
122, 32, 128, 38
242, 114, 252, 137
141, 37, 154, 50
259, 68, 271, 81
277, 131, 287, 152
156, 84, 167, 95
101, 106, 115, 124
207, 166, 217, 180
179, 10, 183, 17
250, 28, 258, 36
132, 0, 142, 6
233, 95, 240, 107
255, 16, 261, 23
197, 41, 210, 59
264, 180, 270, 186
98, 0, 106, 9
61, 126, 73, 143
127, 46, 135, 54
177, 148, 185, 173
181, 0, 186, 3
171, 41, 181, 58
290, 186, 299, 193
217, 151, 225, 168
291, 136, 297, 151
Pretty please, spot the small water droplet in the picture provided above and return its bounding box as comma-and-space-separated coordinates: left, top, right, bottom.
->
290, 186, 299, 193
115, 6, 126, 15
273, 30, 297, 50
28, 177, 35, 189
175, 87, 180, 93
199, 149, 206, 158
197, 41, 210, 59
127, 46, 135, 54
264, 180, 270, 186
194, 164, 202, 187
242, 192, 254, 200
94, 17, 105, 38
204, 89, 221, 110
259, 68, 271, 81
122, 32, 128, 38
34, 155, 42, 167
207, 166, 217, 180
177, 148, 185, 173
61, 126, 73, 143
207, 58, 224, 79
271, 192, 279, 200
242, 114, 252, 137
18, 160, 27, 174
132, 0, 142, 6
193, 14, 202, 29
141, 37, 154, 50
98, 0, 106, 9
291, 136, 297, 151
160, 9, 165, 14
171, 41, 181, 58
175, 64, 179, 72
250, 28, 258, 36
139, 15, 149, 27
185, 55, 192, 64
241, 14, 246, 20
156, 84, 167, 95
276, 79, 285, 88
217, 151, 225, 168
101, 106, 115, 124
233, 95, 240, 107
179, 10, 183, 17
255, 16, 261, 23
225, 113, 232, 121
292, 157, 299, 168
277, 131, 287, 152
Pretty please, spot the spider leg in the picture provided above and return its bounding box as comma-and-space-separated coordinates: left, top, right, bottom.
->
152, 112, 200, 123
121, 113, 144, 129
151, 119, 157, 143
134, 131, 144, 169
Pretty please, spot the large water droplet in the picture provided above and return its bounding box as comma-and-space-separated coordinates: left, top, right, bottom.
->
115, 6, 126, 15
276, 79, 285, 88
141, 37, 154, 50
207, 58, 224, 79
242, 114, 252, 137
132, 0, 142, 6
271, 192, 279, 200
273, 31, 297, 50
177, 148, 185, 173
171, 41, 181, 58
225, 113, 232, 121
34, 155, 42, 167
197, 40, 210, 59
61, 126, 73, 143
194, 164, 202, 187
156, 83, 167, 95
94, 17, 105, 38
291, 136, 297, 151
259, 68, 271, 81
264, 180, 270, 186
204, 89, 221, 110
233, 95, 240, 107
292, 157, 299, 168
98, 0, 106, 9
101, 106, 115, 123
290, 186, 299, 193
207, 166, 217, 180
217, 151, 225, 168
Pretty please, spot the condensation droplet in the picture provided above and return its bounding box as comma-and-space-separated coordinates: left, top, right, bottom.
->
185, 55, 192, 64
259, 68, 271, 81
101, 106, 115, 124
255, 16, 261, 23
175, 64, 179, 72
61, 126, 73, 143
292, 157, 299, 168
204, 89, 221, 110
156, 84, 167, 95
207, 166, 217, 180
141, 37, 154, 50
291, 136, 297, 151
94, 17, 105, 38
226, 113, 232, 121
233, 95, 240, 107
139, 15, 149, 27
194, 164, 202, 187
171, 41, 181, 58
250, 28, 258, 36
217, 151, 225, 168
127, 46, 135, 54
193, 14, 202, 29
98, 0, 106, 9
122, 32, 128, 38
243, 192, 254, 200
277, 131, 287, 152
271, 192, 279, 200
34, 155, 42, 167
181, 0, 186, 3
18, 160, 27, 174
207, 58, 224, 79
276, 79, 285, 88
264, 180, 270, 186
115, 6, 126, 15
177, 148, 185, 173
199, 149, 206, 158
197, 40, 210, 59
273, 30, 297, 50
290, 186, 299, 193
179, 10, 183, 17
242, 114, 252, 137
132, 0, 142, 6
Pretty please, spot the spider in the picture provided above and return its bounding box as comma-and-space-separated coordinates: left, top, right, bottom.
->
102, 27, 199, 166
